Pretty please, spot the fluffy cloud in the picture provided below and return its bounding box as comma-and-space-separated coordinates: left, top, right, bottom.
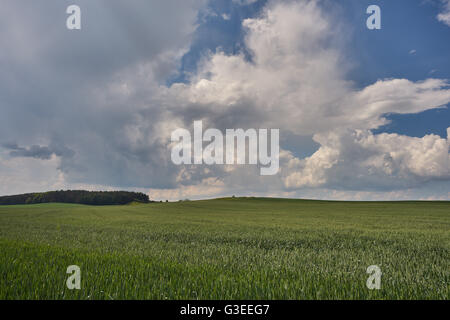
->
438, 0, 450, 26
283, 128, 450, 190
155, 1, 450, 195
167, 2, 450, 135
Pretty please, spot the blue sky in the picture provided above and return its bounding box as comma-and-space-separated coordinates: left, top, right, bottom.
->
344, 0, 450, 138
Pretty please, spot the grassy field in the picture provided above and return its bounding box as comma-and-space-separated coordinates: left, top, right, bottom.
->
0, 198, 448, 300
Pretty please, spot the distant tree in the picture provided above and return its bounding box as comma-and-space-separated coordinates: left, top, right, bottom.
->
0, 190, 152, 206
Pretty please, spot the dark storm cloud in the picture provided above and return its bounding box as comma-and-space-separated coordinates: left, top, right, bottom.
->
0, 0, 204, 189
3, 143, 75, 160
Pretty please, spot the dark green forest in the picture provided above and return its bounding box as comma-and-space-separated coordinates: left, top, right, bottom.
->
0, 190, 150, 206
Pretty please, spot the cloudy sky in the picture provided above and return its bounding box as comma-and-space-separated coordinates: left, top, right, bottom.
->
1, 0, 449, 201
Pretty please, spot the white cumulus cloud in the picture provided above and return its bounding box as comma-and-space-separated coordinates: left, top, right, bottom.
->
438, 0, 450, 26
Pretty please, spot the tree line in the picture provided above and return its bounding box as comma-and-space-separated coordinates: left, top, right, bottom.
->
0, 190, 151, 206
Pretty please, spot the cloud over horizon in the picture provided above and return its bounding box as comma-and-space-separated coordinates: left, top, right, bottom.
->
0, 0, 449, 200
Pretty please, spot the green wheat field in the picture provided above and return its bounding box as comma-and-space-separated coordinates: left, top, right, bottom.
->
0, 198, 449, 300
